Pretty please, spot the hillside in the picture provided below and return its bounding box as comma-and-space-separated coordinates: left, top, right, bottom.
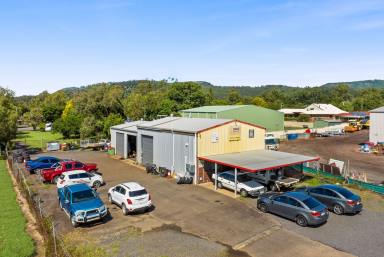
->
321, 80, 384, 89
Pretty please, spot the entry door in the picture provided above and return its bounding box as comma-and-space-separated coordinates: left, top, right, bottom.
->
141, 135, 154, 165
116, 132, 124, 157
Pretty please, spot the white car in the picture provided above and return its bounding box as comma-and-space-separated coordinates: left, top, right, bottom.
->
56, 170, 104, 189
108, 182, 152, 215
212, 170, 266, 197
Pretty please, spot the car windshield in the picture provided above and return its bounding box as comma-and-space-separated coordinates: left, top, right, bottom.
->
265, 138, 277, 145
129, 189, 148, 197
335, 187, 354, 198
52, 163, 60, 168
72, 189, 96, 203
237, 174, 252, 183
59, 174, 65, 180
302, 197, 320, 209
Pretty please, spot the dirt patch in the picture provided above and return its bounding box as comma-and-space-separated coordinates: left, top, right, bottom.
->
6, 161, 45, 257
279, 130, 384, 183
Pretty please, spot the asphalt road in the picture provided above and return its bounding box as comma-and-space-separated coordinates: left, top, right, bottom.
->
248, 198, 384, 257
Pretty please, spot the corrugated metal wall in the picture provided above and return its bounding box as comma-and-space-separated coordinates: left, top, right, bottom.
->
370, 113, 384, 143
110, 129, 117, 148
137, 129, 196, 176
116, 132, 125, 156
197, 121, 265, 157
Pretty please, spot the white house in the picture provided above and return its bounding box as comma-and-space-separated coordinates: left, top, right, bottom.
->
279, 103, 347, 120
369, 106, 384, 144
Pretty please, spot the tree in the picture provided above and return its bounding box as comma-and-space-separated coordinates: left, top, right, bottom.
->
251, 96, 268, 108
226, 89, 242, 105
103, 113, 124, 137
0, 87, 18, 152
54, 100, 81, 138
23, 107, 43, 130
167, 82, 209, 110
41, 91, 68, 122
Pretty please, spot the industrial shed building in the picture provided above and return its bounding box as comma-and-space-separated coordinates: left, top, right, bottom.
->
110, 120, 147, 159
369, 106, 384, 144
180, 105, 284, 132
111, 117, 318, 186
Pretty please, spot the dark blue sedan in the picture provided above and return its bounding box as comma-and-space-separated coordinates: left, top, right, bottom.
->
296, 184, 362, 215
25, 156, 61, 174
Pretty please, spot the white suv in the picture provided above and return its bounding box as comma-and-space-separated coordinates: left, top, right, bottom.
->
108, 182, 152, 215
212, 170, 266, 197
56, 170, 104, 189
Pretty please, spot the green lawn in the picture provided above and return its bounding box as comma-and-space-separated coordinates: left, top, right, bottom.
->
15, 130, 78, 149
0, 161, 35, 257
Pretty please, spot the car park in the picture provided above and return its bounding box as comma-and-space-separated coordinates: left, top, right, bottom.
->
108, 182, 152, 215
212, 170, 266, 197
295, 184, 363, 215
257, 191, 329, 227
57, 183, 108, 227
56, 170, 104, 189
41, 160, 98, 183
25, 156, 61, 174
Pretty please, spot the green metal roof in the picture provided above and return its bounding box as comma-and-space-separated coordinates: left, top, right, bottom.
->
181, 105, 248, 113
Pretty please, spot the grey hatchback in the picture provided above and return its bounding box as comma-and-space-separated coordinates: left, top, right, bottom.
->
296, 184, 362, 215
257, 192, 328, 227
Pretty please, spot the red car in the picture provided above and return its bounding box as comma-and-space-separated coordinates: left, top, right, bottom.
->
40, 160, 98, 183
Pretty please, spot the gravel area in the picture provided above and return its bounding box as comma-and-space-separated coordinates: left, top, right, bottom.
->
279, 130, 384, 183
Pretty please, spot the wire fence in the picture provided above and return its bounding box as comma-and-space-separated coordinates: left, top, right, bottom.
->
7, 157, 73, 257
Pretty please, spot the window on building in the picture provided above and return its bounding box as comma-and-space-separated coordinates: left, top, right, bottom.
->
249, 129, 255, 138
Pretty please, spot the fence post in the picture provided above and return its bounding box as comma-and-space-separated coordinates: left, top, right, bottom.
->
38, 197, 43, 219
52, 221, 57, 257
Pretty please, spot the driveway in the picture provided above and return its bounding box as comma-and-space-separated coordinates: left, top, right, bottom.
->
26, 151, 352, 257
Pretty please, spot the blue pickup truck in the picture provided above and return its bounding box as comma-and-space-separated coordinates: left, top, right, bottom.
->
58, 184, 108, 227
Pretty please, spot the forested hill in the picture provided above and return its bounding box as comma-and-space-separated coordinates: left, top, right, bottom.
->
57, 79, 384, 99
321, 80, 384, 89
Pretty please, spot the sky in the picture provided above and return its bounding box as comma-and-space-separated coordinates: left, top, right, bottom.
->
1, 0, 384, 95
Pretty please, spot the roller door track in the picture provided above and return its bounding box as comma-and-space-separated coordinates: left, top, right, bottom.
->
116, 132, 124, 157
141, 135, 153, 165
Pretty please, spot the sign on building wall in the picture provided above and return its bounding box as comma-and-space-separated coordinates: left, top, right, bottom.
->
211, 132, 219, 143
229, 125, 241, 141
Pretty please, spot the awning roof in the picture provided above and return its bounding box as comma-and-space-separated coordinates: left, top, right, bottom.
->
198, 150, 319, 172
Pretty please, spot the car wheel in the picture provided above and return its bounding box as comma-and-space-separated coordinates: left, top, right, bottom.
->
108, 194, 113, 204
122, 204, 128, 216
59, 199, 63, 210
240, 189, 248, 197
257, 202, 268, 213
93, 180, 101, 188
70, 215, 78, 228
296, 215, 308, 227
52, 176, 59, 184
333, 204, 344, 215
217, 181, 223, 189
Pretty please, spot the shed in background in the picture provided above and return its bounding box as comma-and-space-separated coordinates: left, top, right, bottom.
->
180, 105, 284, 132
369, 106, 384, 144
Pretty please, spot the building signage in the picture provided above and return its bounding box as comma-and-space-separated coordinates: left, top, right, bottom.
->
229, 125, 241, 141
211, 132, 219, 143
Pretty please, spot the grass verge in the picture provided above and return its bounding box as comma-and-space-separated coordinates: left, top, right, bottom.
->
14, 130, 78, 149
0, 160, 35, 257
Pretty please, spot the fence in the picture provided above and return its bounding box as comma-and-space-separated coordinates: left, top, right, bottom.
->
7, 157, 72, 257
302, 164, 384, 195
